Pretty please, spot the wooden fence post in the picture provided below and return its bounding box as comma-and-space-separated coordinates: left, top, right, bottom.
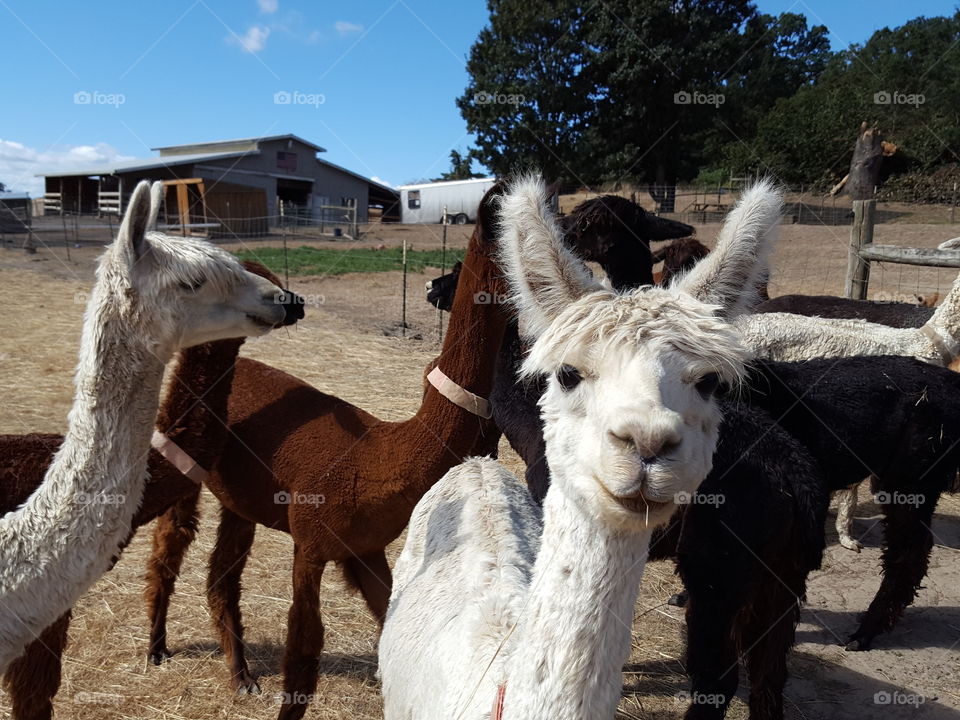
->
845, 199, 875, 299
843, 123, 883, 300
401, 239, 408, 338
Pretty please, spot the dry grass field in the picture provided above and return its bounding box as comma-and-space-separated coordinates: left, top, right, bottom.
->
0, 217, 958, 719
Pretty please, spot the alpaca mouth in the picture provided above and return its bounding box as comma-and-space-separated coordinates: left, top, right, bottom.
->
599, 477, 672, 514
613, 491, 671, 514
246, 313, 277, 330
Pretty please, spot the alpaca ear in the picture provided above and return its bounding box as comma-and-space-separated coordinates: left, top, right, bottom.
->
147, 181, 163, 231
497, 174, 600, 337
674, 180, 782, 317
641, 213, 694, 242
118, 180, 153, 263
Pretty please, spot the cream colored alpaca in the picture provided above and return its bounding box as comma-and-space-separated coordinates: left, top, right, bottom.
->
0, 181, 289, 671
379, 177, 782, 719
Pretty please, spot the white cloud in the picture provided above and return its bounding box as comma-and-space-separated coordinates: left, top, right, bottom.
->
258, 0, 278, 12
334, 21, 363, 36
0, 139, 134, 197
371, 176, 394, 188
229, 24, 270, 53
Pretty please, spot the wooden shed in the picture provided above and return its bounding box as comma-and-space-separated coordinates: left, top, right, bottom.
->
160, 179, 268, 238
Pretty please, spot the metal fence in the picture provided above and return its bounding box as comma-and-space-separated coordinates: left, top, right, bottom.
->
574, 183, 960, 227
0, 211, 363, 251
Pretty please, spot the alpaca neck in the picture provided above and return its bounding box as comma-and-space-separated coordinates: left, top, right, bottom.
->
0, 285, 169, 670
402, 238, 509, 486
928, 273, 960, 351
503, 487, 652, 719
600, 247, 653, 291
156, 339, 244, 470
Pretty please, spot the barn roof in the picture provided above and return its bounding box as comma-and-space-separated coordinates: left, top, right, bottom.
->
152, 134, 326, 155
39, 150, 258, 178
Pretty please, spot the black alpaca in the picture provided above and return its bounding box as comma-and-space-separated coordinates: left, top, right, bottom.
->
756, 294, 932, 327
649, 402, 828, 720
559, 194, 694, 288
744, 355, 960, 651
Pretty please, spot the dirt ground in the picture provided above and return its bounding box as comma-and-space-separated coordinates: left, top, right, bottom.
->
0, 218, 958, 719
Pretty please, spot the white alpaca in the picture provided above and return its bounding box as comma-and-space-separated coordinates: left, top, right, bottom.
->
735, 269, 960, 552
378, 177, 782, 719
735, 296, 960, 367
0, 180, 289, 671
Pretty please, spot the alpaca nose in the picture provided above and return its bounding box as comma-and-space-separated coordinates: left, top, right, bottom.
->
609, 413, 683, 461
276, 289, 305, 326
425, 280, 433, 291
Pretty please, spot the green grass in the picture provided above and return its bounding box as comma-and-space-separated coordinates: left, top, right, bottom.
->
234, 245, 466, 277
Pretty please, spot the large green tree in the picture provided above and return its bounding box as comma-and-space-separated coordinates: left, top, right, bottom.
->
458, 1, 830, 186
729, 13, 960, 184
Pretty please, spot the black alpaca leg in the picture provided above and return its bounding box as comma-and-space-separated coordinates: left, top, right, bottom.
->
682, 591, 741, 719
740, 576, 804, 720
847, 493, 937, 650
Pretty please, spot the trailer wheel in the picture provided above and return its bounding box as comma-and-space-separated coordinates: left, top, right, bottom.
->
454, 213, 468, 225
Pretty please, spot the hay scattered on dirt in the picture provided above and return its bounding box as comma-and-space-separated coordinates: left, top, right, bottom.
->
0, 220, 958, 719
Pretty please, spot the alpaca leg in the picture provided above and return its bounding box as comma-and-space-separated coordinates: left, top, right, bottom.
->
341, 550, 392, 625
207, 506, 259, 693
682, 591, 739, 719
145, 489, 201, 664
3, 612, 70, 720
278, 545, 325, 720
847, 493, 937, 650
835, 484, 862, 552
741, 578, 803, 720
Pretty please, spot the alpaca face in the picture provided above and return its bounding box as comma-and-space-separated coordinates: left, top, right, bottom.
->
531, 289, 744, 529
100, 181, 290, 356
499, 175, 781, 531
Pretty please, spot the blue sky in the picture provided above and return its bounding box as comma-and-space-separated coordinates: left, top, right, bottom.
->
1, 0, 956, 195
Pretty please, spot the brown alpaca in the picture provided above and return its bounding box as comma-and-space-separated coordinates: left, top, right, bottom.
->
0, 263, 301, 720
143, 185, 510, 720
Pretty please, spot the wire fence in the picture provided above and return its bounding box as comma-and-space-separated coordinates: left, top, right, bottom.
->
0, 211, 365, 251
560, 183, 960, 226
5, 186, 960, 347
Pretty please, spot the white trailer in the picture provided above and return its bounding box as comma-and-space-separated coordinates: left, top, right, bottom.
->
398, 177, 496, 225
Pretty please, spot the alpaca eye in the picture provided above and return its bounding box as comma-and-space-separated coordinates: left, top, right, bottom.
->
695, 372, 722, 398
179, 277, 205, 292
556, 365, 583, 391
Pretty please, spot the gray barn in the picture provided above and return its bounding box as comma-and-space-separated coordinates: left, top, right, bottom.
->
41, 134, 399, 234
